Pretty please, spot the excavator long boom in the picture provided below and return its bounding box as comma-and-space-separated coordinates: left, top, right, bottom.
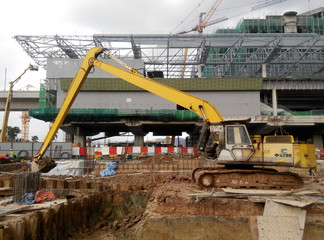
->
33, 47, 223, 171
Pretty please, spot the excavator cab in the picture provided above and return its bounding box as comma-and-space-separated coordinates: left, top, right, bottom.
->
199, 120, 254, 162
222, 124, 254, 162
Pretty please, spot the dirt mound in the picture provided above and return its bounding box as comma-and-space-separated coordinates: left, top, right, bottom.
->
142, 153, 179, 164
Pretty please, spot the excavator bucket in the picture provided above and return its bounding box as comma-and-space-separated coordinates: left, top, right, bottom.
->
31, 158, 57, 173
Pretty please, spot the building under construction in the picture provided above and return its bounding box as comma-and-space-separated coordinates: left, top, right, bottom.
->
13, 7, 324, 149
0, 6, 324, 240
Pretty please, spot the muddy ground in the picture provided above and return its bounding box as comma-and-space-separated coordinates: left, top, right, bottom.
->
2, 159, 324, 239
68, 164, 324, 240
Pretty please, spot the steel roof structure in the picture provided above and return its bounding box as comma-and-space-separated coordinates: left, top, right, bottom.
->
14, 33, 324, 78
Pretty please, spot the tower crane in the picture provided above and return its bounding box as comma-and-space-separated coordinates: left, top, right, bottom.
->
196, 0, 223, 33
181, 0, 223, 77
20, 85, 36, 142
21, 111, 30, 142
178, 0, 290, 77
0, 65, 38, 142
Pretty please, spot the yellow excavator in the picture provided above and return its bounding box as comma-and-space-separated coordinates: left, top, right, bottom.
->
31, 47, 316, 189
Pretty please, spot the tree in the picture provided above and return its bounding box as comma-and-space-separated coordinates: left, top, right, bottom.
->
31, 135, 39, 142
7, 126, 21, 141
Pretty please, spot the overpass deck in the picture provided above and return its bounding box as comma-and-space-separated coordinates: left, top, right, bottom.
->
0, 91, 39, 111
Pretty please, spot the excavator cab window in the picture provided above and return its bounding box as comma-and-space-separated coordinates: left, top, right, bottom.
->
226, 126, 251, 145
225, 125, 254, 161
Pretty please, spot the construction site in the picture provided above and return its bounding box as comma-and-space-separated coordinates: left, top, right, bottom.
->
1, 0, 324, 239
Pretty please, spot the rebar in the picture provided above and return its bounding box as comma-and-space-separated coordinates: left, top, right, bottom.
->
14, 172, 41, 203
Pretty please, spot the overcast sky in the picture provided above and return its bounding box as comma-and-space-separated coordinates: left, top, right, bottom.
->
0, 0, 322, 142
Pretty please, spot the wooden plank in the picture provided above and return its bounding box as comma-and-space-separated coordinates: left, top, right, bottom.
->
272, 198, 314, 208
187, 192, 250, 198
0, 188, 13, 191
221, 188, 291, 196
0, 206, 31, 217
248, 197, 266, 203
0, 197, 13, 206
0, 187, 13, 196
293, 190, 321, 196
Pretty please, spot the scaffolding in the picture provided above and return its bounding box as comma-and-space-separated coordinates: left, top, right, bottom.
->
14, 8, 324, 78
14, 33, 324, 78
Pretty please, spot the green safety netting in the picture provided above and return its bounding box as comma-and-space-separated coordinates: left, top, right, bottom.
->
215, 16, 324, 34
39, 84, 56, 108
29, 108, 200, 123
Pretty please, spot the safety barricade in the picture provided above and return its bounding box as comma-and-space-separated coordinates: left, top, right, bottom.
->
72, 146, 197, 158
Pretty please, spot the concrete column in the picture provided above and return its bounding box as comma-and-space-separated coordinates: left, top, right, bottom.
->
272, 88, 278, 116
126, 121, 147, 146
313, 135, 324, 150
264, 94, 268, 105
283, 11, 297, 33
75, 135, 86, 147
198, 65, 202, 78
134, 135, 144, 146
262, 64, 267, 78
65, 132, 73, 142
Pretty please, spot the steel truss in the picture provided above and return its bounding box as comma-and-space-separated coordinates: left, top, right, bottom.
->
14, 33, 324, 78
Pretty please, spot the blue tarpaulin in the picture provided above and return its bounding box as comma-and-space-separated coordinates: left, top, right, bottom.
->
18, 192, 36, 205
100, 162, 118, 177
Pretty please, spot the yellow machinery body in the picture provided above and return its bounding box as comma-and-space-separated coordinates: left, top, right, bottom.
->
249, 135, 316, 169
293, 144, 317, 169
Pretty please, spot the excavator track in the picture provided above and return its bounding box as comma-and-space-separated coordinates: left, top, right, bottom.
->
192, 167, 304, 190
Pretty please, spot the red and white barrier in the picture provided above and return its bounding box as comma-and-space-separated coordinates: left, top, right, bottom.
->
72, 146, 197, 157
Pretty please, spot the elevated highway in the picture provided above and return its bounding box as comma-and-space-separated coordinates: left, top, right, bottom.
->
0, 91, 39, 111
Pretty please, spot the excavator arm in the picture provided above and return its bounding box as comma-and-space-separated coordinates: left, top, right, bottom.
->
32, 47, 224, 172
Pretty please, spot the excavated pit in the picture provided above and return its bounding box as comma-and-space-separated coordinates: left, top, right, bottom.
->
0, 160, 324, 239
69, 173, 324, 240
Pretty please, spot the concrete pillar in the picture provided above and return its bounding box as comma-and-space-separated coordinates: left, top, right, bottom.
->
134, 135, 144, 146
126, 121, 147, 146
262, 64, 267, 78
313, 135, 324, 150
74, 126, 86, 147
198, 65, 202, 78
65, 132, 73, 142
283, 11, 297, 33
264, 94, 268, 105
272, 88, 278, 116
75, 135, 86, 147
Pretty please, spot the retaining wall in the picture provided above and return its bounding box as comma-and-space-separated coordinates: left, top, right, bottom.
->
0, 174, 156, 239
0, 191, 113, 239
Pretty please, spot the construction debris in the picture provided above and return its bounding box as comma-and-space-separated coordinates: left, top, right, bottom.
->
0, 187, 13, 196
221, 188, 292, 196
0, 205, 31, 217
